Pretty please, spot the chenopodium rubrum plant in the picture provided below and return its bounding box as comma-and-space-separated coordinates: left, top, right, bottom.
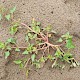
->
0, 19, 79, 70
14, 18, 79, 69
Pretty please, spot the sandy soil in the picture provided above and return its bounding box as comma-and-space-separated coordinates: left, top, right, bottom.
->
0, 0, 80, 80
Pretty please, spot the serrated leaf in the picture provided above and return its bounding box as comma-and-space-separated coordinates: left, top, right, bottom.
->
15, 48, 20, 52
5, 14, 11, 21
0, 14, 2, 20
0, 42, 5, 49
31, 54, 36, 62
5, 51, 10, 59
14, 60, 22, 64
66, 38, 75, 49
22, 50, 28, 54
10, 6, 16, 14
10, 26, 18, 35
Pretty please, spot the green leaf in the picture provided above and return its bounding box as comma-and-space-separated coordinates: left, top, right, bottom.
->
0, 14, 2, 20
36, 22, 41, 26
63, 53, 73, 63
6, 38, 16, 44
44, 25, 52, 32
5, 51, 10, 59
55, 48, 63, 58
32, 26, 40, 33
32, 47, 37, 52
5, 14, 11, 21
28, 33, 33, 39
39, 57, 44, 62
27, 44, 34, 53
15, 48, 20, 52
66, 38, 75, 49
0, 42, 5, 49
14, 60, 22, 64
10, 6, 16, 14
33, 34, 37, 39
10, 26, 18, 35
33, 60, 41, 68
31, 54, 36, 62
27, 33, 37, 40
57, 38, 63, 42
22, 50, 28, 54
47, 54, 55, 60
61, 32, 73, 39
19, 63, 24, 68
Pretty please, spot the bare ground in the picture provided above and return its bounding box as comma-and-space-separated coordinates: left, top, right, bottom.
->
0, 0, 80, 80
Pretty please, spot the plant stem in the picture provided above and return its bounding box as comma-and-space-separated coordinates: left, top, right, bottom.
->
24, 58, 31, 68
11, 46, 48, 51
21, 23, 47, 41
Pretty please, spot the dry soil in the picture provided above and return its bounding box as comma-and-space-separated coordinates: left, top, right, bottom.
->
0, 0, 80, 80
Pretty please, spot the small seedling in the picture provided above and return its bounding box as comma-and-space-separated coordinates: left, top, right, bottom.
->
0, 6, 16, 21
